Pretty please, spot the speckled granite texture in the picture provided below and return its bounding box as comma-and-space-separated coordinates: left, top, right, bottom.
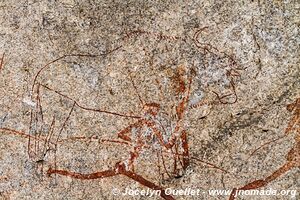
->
0, 1, 299, 200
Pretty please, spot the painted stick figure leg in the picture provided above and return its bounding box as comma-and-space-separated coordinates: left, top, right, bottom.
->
180, 130, 189, 170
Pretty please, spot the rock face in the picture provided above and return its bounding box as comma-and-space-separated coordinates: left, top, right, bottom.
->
0, 1, 299, 200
